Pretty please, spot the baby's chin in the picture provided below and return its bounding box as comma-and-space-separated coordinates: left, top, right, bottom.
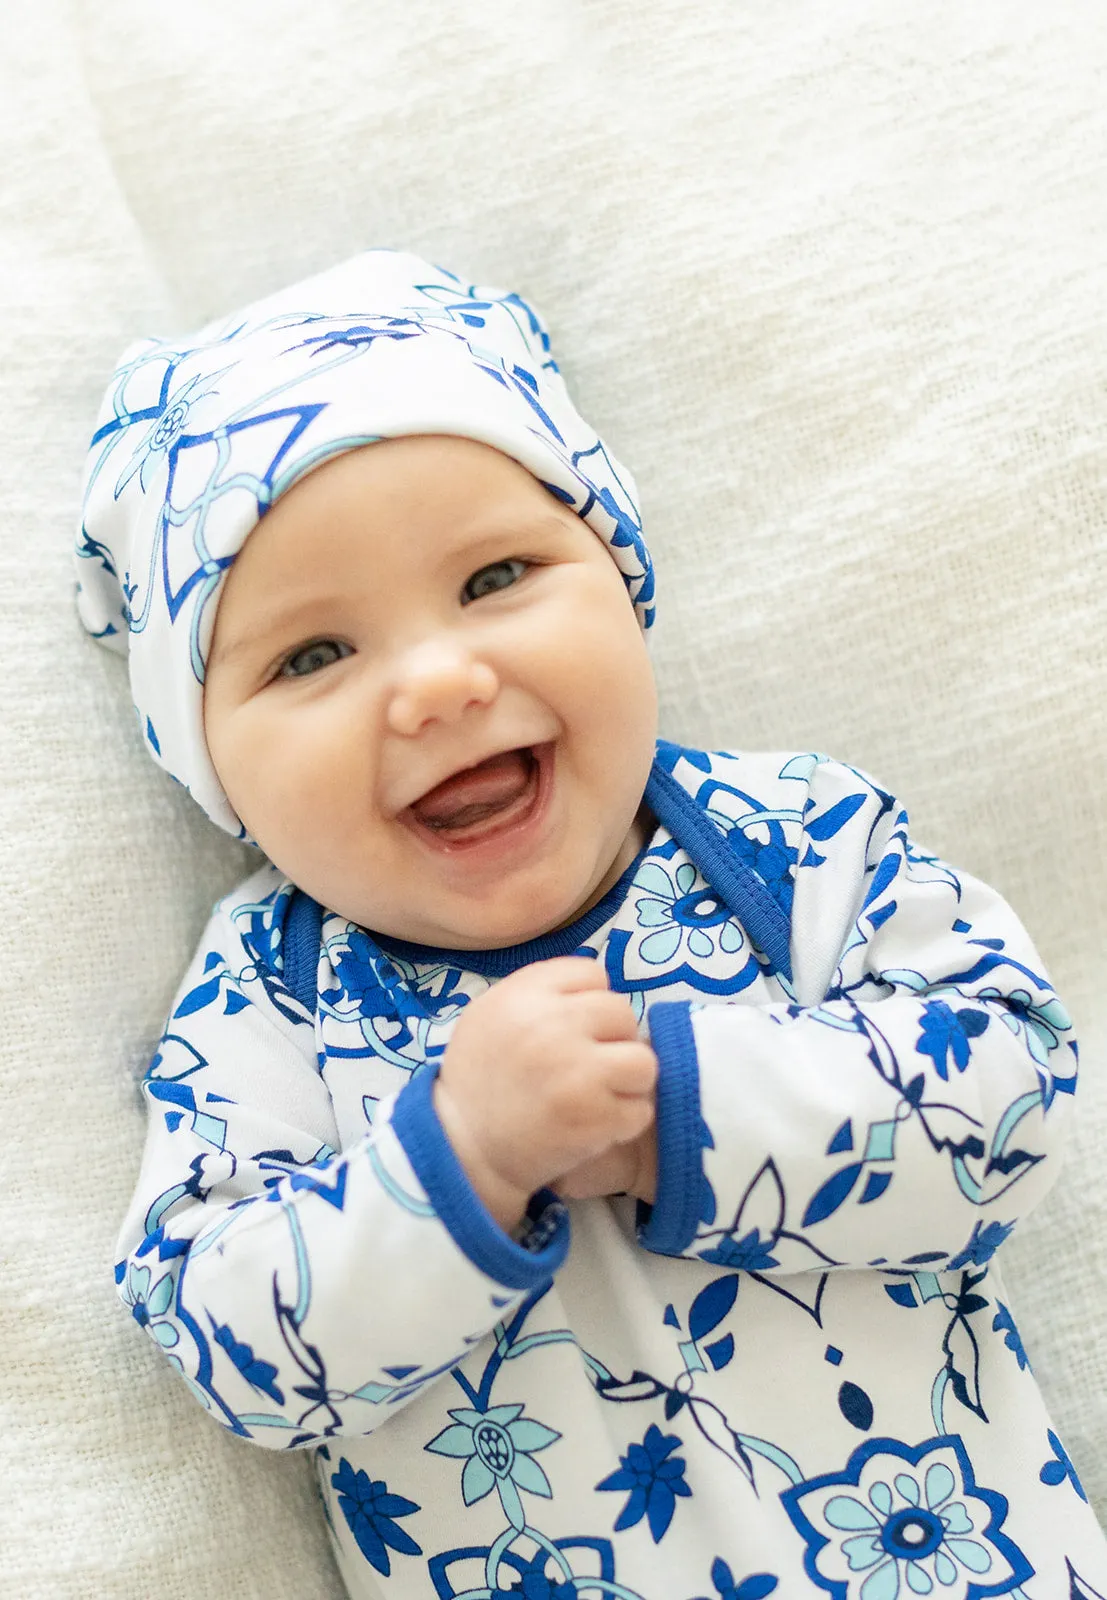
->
359, 814, 652, 950
352, 871, 616, 952
365, 899, 591, 953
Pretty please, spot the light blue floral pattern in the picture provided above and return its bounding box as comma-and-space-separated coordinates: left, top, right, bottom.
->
118, 1259, 179, 1351
783, 1436, 1032, 1598
427, 1403, 561, 1529
632, 859, 746, 967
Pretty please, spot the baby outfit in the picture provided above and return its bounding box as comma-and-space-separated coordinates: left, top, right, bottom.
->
76, 250, 1107, 1596
115, 740, 1107, 1597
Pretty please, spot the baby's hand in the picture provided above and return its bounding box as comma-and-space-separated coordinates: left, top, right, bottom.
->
434, 957, 657, 1231
554, 1124, 657, 1207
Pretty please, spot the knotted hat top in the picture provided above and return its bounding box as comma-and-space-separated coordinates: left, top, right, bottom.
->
76, 249, 654, 836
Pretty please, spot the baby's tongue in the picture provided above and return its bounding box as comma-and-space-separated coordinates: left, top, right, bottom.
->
412, 749, 532, 831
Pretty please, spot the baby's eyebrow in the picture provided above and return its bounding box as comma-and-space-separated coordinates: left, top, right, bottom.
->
453, 509, 575, 549
208, 602, 326, 667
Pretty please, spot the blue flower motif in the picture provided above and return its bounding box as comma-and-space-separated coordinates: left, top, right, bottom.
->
491, 1559, 577, 1600
327, 928, 469, 1026
596, 1423, 692, 1543
991, 1303, 1029, 1370
947, 1218, 1014, 1271
210, 1318, 284, 1403
782, 1434, 1031, 1599
328, 931, 415, 1021
725, 825, 797, 915
426, 1403, 560, 1530
330, 1459, 422, 1575
119, 1260, 179, 1351
916, 1001, 990, 1080
632, 859, 744, 967
692, 1558, 778, 1599
113, 369, 222, 497
1040, 1429, 1088, 1502
697, 1227, 780, 1272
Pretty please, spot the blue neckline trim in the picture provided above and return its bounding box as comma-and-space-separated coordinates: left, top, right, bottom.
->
373, 834, 653, 979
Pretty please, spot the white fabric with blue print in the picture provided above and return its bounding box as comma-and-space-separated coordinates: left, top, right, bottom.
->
114, 742, 1107, 1599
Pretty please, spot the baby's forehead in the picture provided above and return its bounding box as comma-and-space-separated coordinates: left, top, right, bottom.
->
254, 435, 578, 553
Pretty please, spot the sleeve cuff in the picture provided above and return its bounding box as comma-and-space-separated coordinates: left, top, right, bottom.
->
638, 1001, 705, 1255
391, 1064, 570, 1290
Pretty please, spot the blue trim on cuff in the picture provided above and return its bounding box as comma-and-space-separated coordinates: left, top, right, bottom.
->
391, 1066, 570, 1290
639, 1002, 704, 1256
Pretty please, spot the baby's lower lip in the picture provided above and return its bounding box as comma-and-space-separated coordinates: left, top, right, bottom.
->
402, 744, 552, 853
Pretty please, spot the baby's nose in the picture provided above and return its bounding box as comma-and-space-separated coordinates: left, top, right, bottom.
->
387, 641, 499, 736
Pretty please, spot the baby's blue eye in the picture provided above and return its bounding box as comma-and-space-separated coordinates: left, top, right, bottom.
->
280, 639, 352, 678
461, 559, 528, 604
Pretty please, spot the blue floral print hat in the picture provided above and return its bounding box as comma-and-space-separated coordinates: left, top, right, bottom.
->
75, 249, 654, 836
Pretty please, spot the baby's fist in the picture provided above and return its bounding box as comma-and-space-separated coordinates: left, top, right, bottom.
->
434, 958, 656, 1229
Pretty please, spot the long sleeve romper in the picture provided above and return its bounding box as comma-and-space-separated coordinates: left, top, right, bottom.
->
115, 743, 1107, 1600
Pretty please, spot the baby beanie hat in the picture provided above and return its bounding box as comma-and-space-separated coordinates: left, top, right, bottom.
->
76, 249, 654, 836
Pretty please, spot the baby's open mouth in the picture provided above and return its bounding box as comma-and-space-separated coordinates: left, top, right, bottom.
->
407, 746, 543, 841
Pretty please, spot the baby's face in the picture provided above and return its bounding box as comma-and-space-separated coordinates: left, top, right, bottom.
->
203, 436, 657, 949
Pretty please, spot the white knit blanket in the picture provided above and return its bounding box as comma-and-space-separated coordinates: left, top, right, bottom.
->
3, 3, 1105, 1594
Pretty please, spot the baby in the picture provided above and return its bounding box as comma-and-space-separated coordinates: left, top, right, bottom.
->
77, 250, 1107, 1600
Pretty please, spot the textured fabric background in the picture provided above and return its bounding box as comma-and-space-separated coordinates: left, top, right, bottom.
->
2, 3, 1105, 1594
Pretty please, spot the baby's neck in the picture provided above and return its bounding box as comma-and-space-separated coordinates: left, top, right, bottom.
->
544, 803, 654, 937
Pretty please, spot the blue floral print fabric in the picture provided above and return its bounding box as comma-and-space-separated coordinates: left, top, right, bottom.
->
114, 743, 1107, 1598
74, 250, 652, 834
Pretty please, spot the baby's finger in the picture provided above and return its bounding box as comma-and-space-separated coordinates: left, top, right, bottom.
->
597, 1039, 658, 1098
531, 956, 610, 993
604, 1087, 656, 1144
571, 988, 643, 1042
